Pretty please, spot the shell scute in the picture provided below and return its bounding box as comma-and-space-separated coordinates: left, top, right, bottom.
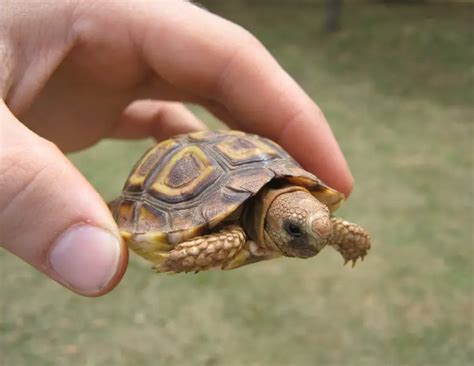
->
215, 135, 279, 166
114, 199, 136, 232
149, 145, 222, 203
135, 203, 169, 234
125, 139, 177, 192
200, 188, 251, 228
226, 168, 274, 193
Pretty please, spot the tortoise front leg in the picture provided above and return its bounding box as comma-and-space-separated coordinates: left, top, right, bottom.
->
222, 239, 281, 270
329, 217, 371, 266
155, 225, 247, 273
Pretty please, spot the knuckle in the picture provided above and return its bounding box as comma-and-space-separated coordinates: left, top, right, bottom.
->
241, 29, 263, 51
229, 26, 264, 62
212, 28, 264, 99
231, 23, 261, 46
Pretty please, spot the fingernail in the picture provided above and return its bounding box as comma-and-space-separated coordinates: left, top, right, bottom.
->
49, 225, 121, 295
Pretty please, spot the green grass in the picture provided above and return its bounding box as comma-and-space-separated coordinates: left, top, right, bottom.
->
1, 2, 473, 365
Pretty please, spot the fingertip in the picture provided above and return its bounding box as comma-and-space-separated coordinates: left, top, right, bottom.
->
304, 158, 353, 199
274, 107, 354, 198
335, 169, 354, 199
321, 161, 354, 198
48, 224, 128, 297
83, 236, 129, 298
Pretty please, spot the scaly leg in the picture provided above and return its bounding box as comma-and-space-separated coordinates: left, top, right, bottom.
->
155, 225, 247, 273
329, 217, 371, 267
222, 239, 281, 270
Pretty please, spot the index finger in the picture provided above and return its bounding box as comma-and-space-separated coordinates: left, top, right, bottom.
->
132, 2, 353, 195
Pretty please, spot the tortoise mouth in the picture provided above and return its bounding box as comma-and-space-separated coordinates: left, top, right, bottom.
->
264, 229, 321, 259
288, 244, 320, 258
279, 239, 320, 258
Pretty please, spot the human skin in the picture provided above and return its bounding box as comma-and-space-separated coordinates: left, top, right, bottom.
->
0, 0, 353, 296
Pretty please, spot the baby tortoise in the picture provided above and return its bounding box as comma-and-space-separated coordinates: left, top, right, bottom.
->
111, 130, 371, 273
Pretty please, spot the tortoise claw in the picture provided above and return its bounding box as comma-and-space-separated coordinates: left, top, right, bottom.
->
343, 258, 359, 268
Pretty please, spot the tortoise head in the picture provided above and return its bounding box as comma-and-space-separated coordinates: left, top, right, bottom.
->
264, 189, 333, 258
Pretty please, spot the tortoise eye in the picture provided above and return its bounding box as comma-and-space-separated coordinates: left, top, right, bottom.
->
284, 222, 303, 237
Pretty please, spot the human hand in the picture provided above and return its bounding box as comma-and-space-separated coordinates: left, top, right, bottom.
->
0, 0, 352, 296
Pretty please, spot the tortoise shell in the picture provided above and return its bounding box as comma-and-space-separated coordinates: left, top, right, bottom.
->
113, 130, 344, 250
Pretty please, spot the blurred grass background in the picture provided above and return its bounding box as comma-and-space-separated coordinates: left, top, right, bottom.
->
1, 1, 473, 365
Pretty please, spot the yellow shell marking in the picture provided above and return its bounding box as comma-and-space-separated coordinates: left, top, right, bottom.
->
127, 139, 176, 187
188, 130, 213, 141
150, 145, 215, 198
216, 136, 278, 162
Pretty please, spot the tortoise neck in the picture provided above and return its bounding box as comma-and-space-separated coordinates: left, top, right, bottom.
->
242, 184, 308, 251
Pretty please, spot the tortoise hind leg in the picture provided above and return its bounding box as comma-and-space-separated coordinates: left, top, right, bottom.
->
329, 217, 371, 267
155, 225, 247, 273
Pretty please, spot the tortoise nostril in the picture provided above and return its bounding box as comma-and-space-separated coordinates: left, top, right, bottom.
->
311, 217, 333, 237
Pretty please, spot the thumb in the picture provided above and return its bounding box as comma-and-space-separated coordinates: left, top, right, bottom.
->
0, 101, 128, 296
